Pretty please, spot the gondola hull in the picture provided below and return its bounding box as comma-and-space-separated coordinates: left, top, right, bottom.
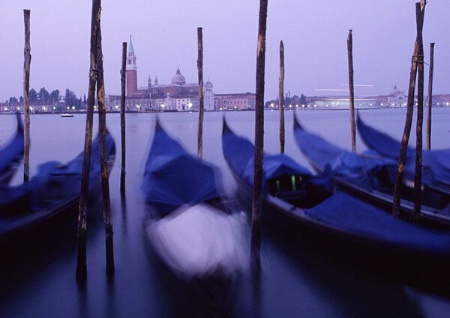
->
357, 114, 450, 194
0, 130, 116, 240
294, 115, 450, 228
142, 119, 249, 309
222, 117, 450, 294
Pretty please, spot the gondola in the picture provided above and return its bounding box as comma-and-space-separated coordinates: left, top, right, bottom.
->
357, 114, 450, 195
142, 119, 248, 282
0, 113, 25, 184
0, 129, 116, 240
293, 115, 450, 227
222, 117, 450, 293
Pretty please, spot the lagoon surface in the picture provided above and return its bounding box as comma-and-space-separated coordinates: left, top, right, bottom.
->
1, 108, 450, 317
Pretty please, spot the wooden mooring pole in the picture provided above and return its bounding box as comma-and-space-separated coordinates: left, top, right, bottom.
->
76, 0, 100, 282
347, 29, 356, 152
96, 2, 115, 276
426, 43, 435, 150
23, 9, 31, 183
251, 0, 268, 274
120, 42, 127, 194
197, 27, 204, 159
413, 0, 426, 223
278, 40, 285, 154
392, 1, 426, 219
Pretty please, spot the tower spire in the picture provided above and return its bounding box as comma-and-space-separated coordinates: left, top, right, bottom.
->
126, 35, 138, 96
128, 35, 135, 54
126, 35, 137, 71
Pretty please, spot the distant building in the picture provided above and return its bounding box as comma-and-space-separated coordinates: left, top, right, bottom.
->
374, 84, 406, 107
301, 96, 376, 109
299, 85, 406, 109
119, 36, 214, 112
214, 93, 256, 110
105, 37, 256, 112
430, 94, 450, 107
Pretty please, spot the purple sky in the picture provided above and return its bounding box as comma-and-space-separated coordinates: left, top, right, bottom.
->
1, 1, 449, 102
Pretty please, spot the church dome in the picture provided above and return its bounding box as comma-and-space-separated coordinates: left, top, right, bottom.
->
171, 68, 186, 85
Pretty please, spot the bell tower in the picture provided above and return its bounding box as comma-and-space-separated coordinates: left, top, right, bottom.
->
126, 36, 138, 97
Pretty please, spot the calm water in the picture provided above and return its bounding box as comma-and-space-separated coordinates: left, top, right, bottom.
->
1, 108, 450, 317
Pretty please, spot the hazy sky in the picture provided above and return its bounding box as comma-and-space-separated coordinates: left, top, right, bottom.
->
1, 1, 449, 102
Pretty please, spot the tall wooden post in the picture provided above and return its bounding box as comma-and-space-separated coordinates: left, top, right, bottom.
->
413, 1, 426, 222
347, 29, 356, 152
95, 0, 114, 275
76, 0, 100, 282
278, 41, 285, 154
251, 0, 268, 274
23, 10, 31, 183
197, 27, 204, 159
426, 43, 435, 150
392, 1, 426, 218
120, 42, 127, 194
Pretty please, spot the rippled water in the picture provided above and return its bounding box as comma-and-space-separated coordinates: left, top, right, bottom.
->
1, 108, 450, 317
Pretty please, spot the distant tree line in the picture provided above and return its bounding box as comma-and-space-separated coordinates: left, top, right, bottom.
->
5, 87, 86, 110
265, 93, 307, 108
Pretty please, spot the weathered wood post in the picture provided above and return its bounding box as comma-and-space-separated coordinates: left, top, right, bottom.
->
23, 9, 31, 183
76, 0, 100, 282
347, 29, 356, 152
251, 0, 269, 274
279, 40, 285, 154
197, 27, 204, 159
426, 42, 435, 150
413, 1, 426, 222
120, 42, 127, 194
95, 2, 115, 276
392, 1, 426, 218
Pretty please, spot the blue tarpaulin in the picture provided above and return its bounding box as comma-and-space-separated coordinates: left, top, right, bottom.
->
222, 118, 331, 193
307, 191, 450, 254
142, 122, 223, 210
357, 114, 448, 186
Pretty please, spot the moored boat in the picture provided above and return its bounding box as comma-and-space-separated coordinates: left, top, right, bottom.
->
0, 129, 116, 240
222, 117, 450, 293
357, 114, 450, 195
293, 115, 450, 228
142, 119, 248, 314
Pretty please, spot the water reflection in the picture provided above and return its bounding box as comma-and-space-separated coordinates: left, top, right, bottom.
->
2, 111, 450, 317
263, 225, 424, 317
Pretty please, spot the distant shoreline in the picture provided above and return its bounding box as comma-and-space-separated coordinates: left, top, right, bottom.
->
2, 105, 449, 116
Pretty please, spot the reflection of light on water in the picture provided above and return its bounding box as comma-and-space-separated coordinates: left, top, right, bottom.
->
145, 203, 249, 280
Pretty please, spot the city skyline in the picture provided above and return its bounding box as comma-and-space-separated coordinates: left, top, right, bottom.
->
1, 1, 449, 102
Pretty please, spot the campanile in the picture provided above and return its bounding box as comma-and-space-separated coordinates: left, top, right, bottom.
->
126, 36, 138, 97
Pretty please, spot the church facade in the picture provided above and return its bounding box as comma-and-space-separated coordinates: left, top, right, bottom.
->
121, 37, 214, 112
